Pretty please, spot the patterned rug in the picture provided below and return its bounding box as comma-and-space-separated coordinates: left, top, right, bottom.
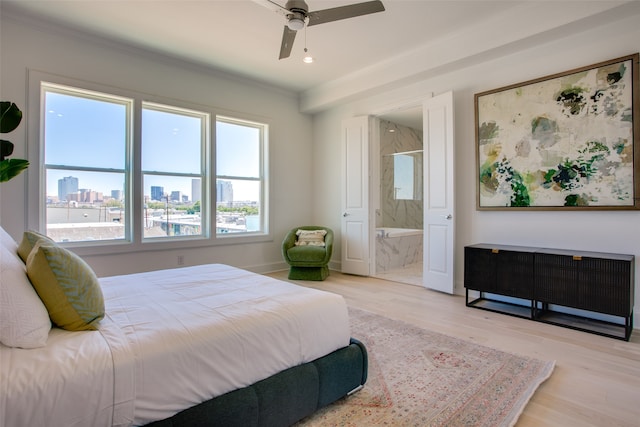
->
297, 308, 555, 427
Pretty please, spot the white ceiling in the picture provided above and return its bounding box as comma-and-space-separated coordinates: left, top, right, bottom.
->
2, 0, 635, 126
3, 0, 517, 90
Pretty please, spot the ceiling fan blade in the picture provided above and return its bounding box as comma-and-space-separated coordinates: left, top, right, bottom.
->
252, 0, 290, 18
279, 26, 297, 59
307, 0, 384, 27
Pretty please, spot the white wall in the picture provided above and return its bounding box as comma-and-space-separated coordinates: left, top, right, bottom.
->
311, 9, 640, 323
0, 13, 314, 276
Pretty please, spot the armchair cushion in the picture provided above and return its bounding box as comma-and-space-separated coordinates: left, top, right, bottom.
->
287, 245, 328, 263
295, 229, 327, 247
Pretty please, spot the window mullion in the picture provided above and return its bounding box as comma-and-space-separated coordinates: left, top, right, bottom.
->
45, 164, 126, 174
131, 98, 143, 244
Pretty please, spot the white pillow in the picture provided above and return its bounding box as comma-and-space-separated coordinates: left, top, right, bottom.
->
0, 226, 18, 254
295, 229, 327, 247
0, 244, 51, 348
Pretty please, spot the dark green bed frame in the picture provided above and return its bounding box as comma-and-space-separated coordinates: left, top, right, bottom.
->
147, 338, 367, 427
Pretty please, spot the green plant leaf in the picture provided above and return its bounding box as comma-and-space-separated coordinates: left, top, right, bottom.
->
0, 102, 23, 134
0, 140, 15, 160
0, 158, 29, 182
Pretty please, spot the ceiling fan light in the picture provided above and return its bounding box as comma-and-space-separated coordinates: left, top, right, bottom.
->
303, 47, 313, 63
287, 17, 305, 31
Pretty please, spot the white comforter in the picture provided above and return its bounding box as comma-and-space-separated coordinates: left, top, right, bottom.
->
0, 264, 351, 427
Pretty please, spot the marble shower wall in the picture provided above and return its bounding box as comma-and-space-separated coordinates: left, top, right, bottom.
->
378, 119, 423, 229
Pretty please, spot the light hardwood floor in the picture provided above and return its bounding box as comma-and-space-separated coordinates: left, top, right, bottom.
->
267, 270, 640, 427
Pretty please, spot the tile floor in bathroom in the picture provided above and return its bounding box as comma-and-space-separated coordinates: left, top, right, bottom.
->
374, 262, 423, 287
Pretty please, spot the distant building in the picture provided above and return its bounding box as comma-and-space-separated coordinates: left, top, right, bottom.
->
170, 191, 182, 202
79, 189, 102, 203
192, 179, 201, 203
151, 186, 164, 201
217, 180, 233, 203
111, 189, 123, 201
58, 176, 78, 201
66, 192, 80, 202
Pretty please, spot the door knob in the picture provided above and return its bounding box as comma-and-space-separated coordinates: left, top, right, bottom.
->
343, 212, 350, 217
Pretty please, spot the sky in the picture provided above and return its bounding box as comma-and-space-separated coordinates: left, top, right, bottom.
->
44, 90, 261, 202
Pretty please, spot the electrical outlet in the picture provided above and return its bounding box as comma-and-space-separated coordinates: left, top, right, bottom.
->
177, 255, 184, 266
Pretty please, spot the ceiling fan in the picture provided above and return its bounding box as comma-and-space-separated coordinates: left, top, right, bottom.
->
253, 0, 385, 59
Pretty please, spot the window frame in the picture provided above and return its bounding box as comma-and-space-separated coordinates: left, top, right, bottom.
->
41, 82, 134, 244
215, 115, 269, 238
27, 72, 272, 257
140, 101, 210, 242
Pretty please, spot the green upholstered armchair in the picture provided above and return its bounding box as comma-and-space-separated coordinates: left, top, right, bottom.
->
282, 226, 333, 281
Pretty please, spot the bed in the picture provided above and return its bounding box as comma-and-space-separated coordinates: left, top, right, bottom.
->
0, 228, 368, 426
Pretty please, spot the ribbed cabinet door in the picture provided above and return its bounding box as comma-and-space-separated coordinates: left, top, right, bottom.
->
534, 253, 578, 307
464, 247, 497, 292
495, 250, 534, 299
577, 257, 632, 316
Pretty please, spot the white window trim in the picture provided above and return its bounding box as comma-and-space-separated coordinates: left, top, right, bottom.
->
140, 101, 210, 242
215, 115, 269, 237
41, 81, 134, 245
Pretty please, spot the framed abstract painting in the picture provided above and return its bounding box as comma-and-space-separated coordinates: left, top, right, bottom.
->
475, 53, 639, 210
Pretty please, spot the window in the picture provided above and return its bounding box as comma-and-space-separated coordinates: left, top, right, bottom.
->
216, 117, 267, 235
43, 84, 132, 242
393, 150, 423, 201
39, 79, 268, 247
393, 154, 414, 200
142, 103, 207, 239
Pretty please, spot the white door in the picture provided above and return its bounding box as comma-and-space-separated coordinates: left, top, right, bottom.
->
341, 116, 370, 276
423, 91, 455, 293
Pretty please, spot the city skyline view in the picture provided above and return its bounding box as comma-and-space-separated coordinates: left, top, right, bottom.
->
48, 172, 254, 205
44, 90, 262, 204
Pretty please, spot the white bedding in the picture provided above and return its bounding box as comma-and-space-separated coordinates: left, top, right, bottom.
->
0, 264, 351, 427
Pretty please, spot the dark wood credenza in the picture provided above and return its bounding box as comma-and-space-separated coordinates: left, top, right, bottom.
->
464, 244, 635, 341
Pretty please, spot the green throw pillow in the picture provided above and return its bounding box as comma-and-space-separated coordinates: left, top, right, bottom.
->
17, 230, 54, 263
26, 241, 104, 331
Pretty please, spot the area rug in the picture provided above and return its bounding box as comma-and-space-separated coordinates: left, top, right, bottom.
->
297, 308, 555, 427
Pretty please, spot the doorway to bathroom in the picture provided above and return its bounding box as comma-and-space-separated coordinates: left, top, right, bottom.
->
341, 92, 454, 292
373, 108, 424, 286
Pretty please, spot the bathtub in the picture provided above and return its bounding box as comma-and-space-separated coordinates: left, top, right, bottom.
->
376, 227, 423, 239
375, 227, 423, 272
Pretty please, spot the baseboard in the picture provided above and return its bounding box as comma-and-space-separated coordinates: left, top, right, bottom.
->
243, 261, 289, 275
